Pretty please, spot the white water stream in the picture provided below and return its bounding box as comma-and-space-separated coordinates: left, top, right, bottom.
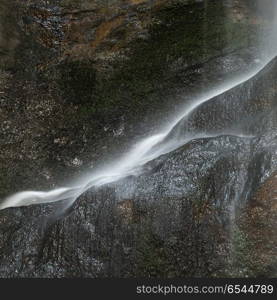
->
0, 1, 276, 210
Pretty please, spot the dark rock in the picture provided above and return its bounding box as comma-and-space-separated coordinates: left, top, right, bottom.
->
0, 52, 276, 277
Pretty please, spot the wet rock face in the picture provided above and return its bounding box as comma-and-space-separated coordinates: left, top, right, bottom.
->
0, 136, 251, 277
0, 0, 19, 68
235, 172, 277, 277
0, 54, 276, 277
0, 0, 263, 197
0, 0, 276, 277
167, 55, 277, 141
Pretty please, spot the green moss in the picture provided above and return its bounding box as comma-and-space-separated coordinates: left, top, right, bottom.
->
119, 0, 255, 80
58, 60, 96, 104
99, 1, 257, 112
0, 171, 9, 199
229, 226, 253, 276
227, 224, 277, 277
57, 1, 259, 130
225, 226, 273, 277
134, 231, 174, 277
78, 104, 97, 116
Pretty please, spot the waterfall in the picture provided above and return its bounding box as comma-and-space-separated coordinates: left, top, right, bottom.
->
0, 0, 277, 211
258, 0, 277, 60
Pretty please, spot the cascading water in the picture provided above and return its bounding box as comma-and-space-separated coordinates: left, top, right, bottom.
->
1, 0, 277, 212
258, 0, 277, 60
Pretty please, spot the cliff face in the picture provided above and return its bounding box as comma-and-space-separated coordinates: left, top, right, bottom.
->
0, 0, 262, 196
0, 0, 276, 277
0, 55, 277, 277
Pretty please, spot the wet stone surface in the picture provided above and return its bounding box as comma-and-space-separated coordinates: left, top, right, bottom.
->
0, 0, 276, 277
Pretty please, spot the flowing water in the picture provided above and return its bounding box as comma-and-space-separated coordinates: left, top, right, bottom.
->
1, 0, 277, 211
